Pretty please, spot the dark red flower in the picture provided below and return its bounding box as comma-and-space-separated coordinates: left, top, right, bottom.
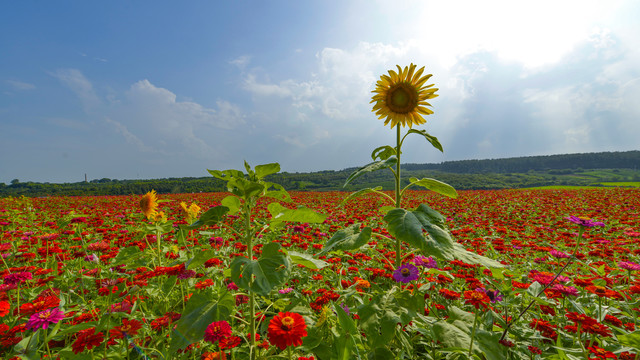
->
72, 327, 104, 354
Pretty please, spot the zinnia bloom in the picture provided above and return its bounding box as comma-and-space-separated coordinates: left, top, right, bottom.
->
109, 318, 142, 339
392, 264, 420, 283
565, 216, 605, 227
72, 327, 104, 354
0, 301, 9, 317
203, 321, 232, 344
267, 312, 308, 350
25, 307, 65, 331
140, 190, 159, 219
371, 63, 438, 129
463, 290, 490, 309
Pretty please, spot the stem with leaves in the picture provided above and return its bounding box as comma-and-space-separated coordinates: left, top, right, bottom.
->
394, 125, 403, 267
244, 203, 257, 360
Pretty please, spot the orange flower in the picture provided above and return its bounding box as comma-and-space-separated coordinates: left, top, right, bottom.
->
267, 312, 307, 351
140, 190, 158, 219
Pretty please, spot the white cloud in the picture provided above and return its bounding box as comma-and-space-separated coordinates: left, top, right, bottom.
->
51, 69, 101, 111
6, 80, 36, 91
229, 55, 251, 70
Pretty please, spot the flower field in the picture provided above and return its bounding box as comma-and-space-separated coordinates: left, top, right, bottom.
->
1, 187, 639, 359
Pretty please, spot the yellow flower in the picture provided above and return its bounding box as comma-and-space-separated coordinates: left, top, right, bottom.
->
140, 190, 159, 220
371, 63, 438, 129
151, 211, 167, 223
180, 202, 201, 224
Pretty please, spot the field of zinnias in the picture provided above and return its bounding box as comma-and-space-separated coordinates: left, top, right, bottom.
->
1, 188, 639, 359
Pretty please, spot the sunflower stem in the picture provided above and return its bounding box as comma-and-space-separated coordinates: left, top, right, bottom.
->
395, 125, 402, 268
244, 204, 257, 360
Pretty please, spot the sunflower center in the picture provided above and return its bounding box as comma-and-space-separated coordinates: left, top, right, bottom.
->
386, 83, 418, 114
281, 316, 295, 330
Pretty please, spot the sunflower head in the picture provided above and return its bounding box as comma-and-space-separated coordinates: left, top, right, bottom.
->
140, 190, 158, 220
371, 63, 438, 129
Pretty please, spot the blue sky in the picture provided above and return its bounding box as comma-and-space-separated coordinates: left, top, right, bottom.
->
2, 1, 639, 184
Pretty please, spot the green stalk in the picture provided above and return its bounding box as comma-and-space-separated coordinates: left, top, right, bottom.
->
244, 206, 257, 360
468, 310, 479, 357
395, 125, 402, 268
156, 228, 162, 267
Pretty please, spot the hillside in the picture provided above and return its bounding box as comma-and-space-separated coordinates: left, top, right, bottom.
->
2, 150, 639, 197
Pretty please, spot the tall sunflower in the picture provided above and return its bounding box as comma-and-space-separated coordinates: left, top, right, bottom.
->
140, 190, 158, 220
371, 63, 438, 129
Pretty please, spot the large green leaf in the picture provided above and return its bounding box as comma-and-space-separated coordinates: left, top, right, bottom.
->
319, 224, 371, 255
357, 290, 403, 348
451, 243, 505, 268
230, 242, 291, 296
207, 168, 244, 181
406, 129, 443, 152
168, 290, 235, 353
371, 145, 397, 161
220, 195, 241, 215
255, 162, 280, 179
186, 205, 229, 230
405, 177, 458, 198
344, 157, 397, 186
287, 250, 329, 269
384, 207, 454, 260
263, 182, 292, 202
268, 203, 327, 228
227, 177, 265, 199
335, 303, 357, 335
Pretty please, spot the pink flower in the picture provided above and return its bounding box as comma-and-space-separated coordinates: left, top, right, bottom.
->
26, 307, 65, 331
3, 271, 32, 285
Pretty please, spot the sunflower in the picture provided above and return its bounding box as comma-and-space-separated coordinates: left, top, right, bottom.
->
371, 63, 438, 129
140, 190, 158, 220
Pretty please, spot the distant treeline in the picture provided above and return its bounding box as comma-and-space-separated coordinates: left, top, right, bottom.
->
403, 150, 640, 173
2, 150, 639, 197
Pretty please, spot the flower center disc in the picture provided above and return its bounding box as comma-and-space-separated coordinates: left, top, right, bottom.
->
281, 316, 294, 330
401, 268, 411, 276
386, 83, 418, 114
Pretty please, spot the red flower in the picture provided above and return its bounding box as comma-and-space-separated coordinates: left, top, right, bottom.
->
439, 288, 461, 300
72, 327, 104, 354
267, 312, 308, 350
203, 321, 232, 344
0, 301, 9, 317
463, 290, 490, 309
109, 319, 142, 340
587, 345, 617, 359
219, 335, 242, 349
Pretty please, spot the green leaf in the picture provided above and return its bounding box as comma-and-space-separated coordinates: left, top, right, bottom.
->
617, 331, 640, 350
162, 276, 177, 294
268, 203, 327, 229
335, 303, 357, 335
339, 187, 386, 207
384, 207, 454, 260
357, 290, 405, 348
186, 249, 218, 270
227, 177, 265, 199
527, 281, 543, 298
263, 182, 292, 202
451, 243, 505, 268
168, 290, 235, 353
431, 320, 471, 349
207, 169, 244, 181
368, 347, 395, 360
221, 195, 241, 215
319, 224, 372, 255
371, 145, 397, 161
406, 129, 443, 152
406, 177, 458, 198
344, 157, 397, 186
230, 242, 291, 296
255, 163, 280, 179
287, 250, 329, 269
187, 205, 229, 230
111, 246, 143, 267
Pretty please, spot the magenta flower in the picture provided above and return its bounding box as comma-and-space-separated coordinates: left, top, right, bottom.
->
565, 216, 605, 228
412, 255, 438, 269
3, 271, 32, 285
550, 284, 579, 297
549, 249, 571, 259
278, 287, 293, 294
618, 261, 640, 271
26, 308, 65, 331
393, 264, 420, 283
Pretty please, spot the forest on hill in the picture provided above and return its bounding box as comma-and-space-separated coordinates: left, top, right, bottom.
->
2, 150, 639, 197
